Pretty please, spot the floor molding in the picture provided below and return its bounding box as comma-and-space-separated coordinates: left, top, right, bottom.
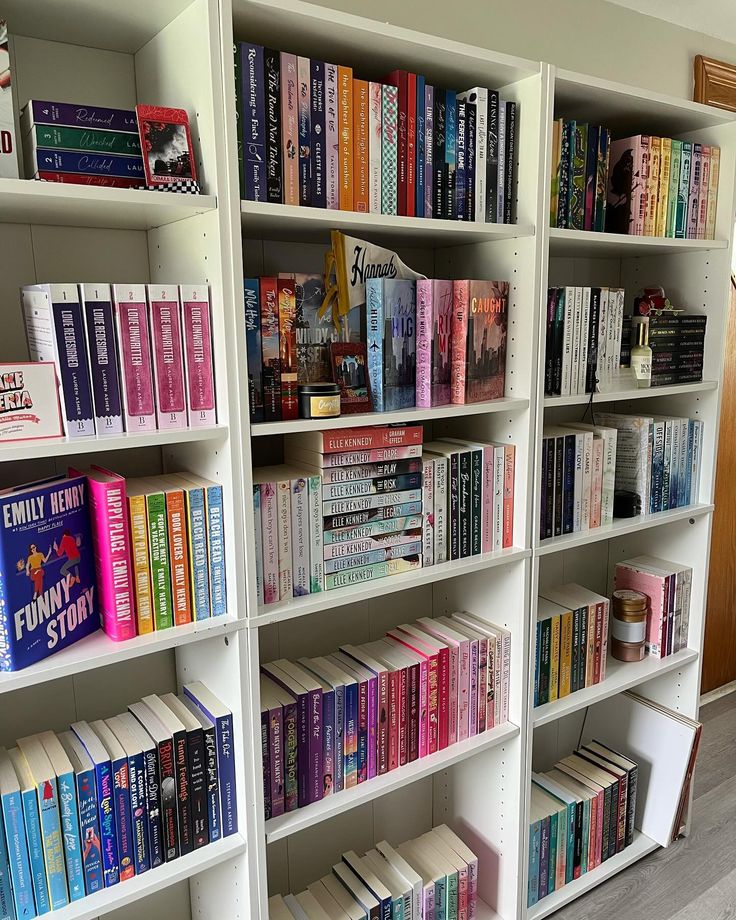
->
700, 679, 736, 707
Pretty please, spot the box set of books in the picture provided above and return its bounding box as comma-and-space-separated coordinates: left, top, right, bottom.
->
269, 825, 479, 919
237, 42, 518, 223
0, 683, 236, 915
262, 615, 509, 818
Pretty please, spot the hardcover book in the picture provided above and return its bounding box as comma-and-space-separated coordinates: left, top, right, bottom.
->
366, 279, 417, 411
294, 273, 331, 384
112, 284, 157, 432
277, 278, 299, 420
81, 283, 124, 435
135, 105, 196, 188
180, 285, 217, 428
606, 136, 646, 235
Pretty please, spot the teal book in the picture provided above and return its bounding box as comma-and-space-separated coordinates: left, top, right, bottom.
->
0, 805, 14, 920
40, 733, 84, 901
568, 121, 586, 230
0, 747, 35, 919
548, 809, 558, 895
8, 748, 50, 914
528, 818, 541, 907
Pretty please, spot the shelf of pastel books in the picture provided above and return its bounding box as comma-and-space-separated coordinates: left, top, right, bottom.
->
543, 380, 718, 408
532, 647, 699, 728
536, 503, 713, 556
45, 834, 246, 920
0, 179, 217, 231
527, 830, 658, 920
264, 720, 520, 843
251, 398, 530, 437
241, 200, 536, 247
251, 546, 531, 628
0, 616, 243, 695
548, 227, 729, 258
0, 425, 229, 463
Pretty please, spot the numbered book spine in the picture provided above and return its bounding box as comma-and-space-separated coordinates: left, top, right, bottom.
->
308, 475, 323, 593
112, 284, 157, 432
325, 63, 339, 209
366, 279, 384, 411
128, 493, 154, 634
264, 48, 283, 204
241, 43, 266, 201
146, 490, 174, 630
148, 285, 186, 429
126, 750, 149, 874
381, 84, 398, 216
297, 56, 311, 206
24, 100, 137, 131
204, 482, 227, 616
180, 285, 217, 427
184, 485, 211, 620
81, 283, 124, 435
310, 61, 326, 208
30, 148, 144, 178
111, 755, 134, 880
279, 53, 299, 205
0, 787, 35, 916
166, 488, 193, 625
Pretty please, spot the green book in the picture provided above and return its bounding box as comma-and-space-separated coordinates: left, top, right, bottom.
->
31, 124, 141, 156
548, 809, 558, 895
667, 139, 682, 237
568, 122, 587, 231
146, 489, 174, 630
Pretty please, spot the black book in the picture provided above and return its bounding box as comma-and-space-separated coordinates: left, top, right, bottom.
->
552, 288, 565, 394
457, 449, 472, 558
486, 90, 500, 222
553, 434, 564, 537
433, 91, 447, 219
123, 714, 165, 869
540, 438, 549, 538
557, 121, 572, 228
233, 44, 244, 195
585, 288, 601, 394
310, 61, 327, 208
469, 446, 482, 555
264, 49, 283, 204
455, 99, 467, 221
466, 101, 476, 221
538, 616, 551, 704
449, 450, 460, 560
504, 100, 516, 224
143, 695, 194, 857
164, 694, 209, 849
562, 433, 575, 534
181, 696, 221, 843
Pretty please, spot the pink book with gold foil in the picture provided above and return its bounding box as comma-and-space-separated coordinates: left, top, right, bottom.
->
113, 284, 156, 432
148, 285, 186, 429
179, 285, 216, 427
503, 443, 515, 548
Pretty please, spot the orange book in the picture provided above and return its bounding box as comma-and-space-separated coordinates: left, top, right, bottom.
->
338, 65, 354, 210
164, 482, 193, 625
353, 79, 369, 213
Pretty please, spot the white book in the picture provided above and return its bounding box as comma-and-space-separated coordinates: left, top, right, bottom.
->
289, 473, 310, 597
363, 849, 411, 919
252, 485, 265, 606
596, 288, 609, 390
368, 82, 382, 214
425, 452, 448, 563
320, 873, 366, 920
375, 839, 423, 920
577, 287, 591, 395
580, 429, 593, 531
296, 889, 328, 920
560, 286, 576, 396
567, 422, 618, 525
431, 824, 479, 915
457, 87, 488, 223
609, 288, 625, 381
570, 430, 584, 532
283, 893, 310, 920
596, 413, 653, 514
691, 419, 704, 503
422, 456, 434, 567
570, 286, 584, 396
306, 880, 351, 919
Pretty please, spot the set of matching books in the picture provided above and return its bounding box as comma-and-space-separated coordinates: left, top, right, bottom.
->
544, 287, 626, 396
550, 120, 610, 232
0, 683, 236, 916
261, 614, 510, 818
629, 311, 707, 387
528, 741, 638, 907
21, 100, 144, 187
614, 557, 692, 659
21, 282, 216, 439
535, 584, 610, 707
269, 825, 479, 919
238, 43, 518, 223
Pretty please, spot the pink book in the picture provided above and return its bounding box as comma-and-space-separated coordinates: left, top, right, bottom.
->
74, 465, 136, 641
386, 632, 430, 758
416, 617, 462, 745
280, 52, 299, 206
113, 283, 157, 432
614, 562, 667, 657
415, 280, 432, 408
473, 634, 488, 733
179, 284, 216, 427
590, 437, 603, 528
502, 444, 515, 548
395, 624, 449, 752
600, 601, 609, 680
450, 281, 469, 404
481, 446, 494, 555
698, 145, 711, 240
147, 284, 186, 429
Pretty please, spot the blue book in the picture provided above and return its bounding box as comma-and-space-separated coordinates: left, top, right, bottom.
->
240, 43, 266, 201
0, 804, 15, 920
38, 733, 84, 901
180, 698, 221, 844
57, 732, 103, 895
201, 480, 227, 617
184, 683, 238, 836
548, 810, 558, 896
7, 749, 47, 916
31, 148, 144, 178
415, 75, 426, 218
444, 89, 457, 221
534, 773, 576, 885
310, 61, 326, 208
15, 737, 67, 910
22, 283, 95, 438
0, 748, 35, 919
71, 722, 119, 887
106, 716, 150, 876
322, 658, 358, 788
455, 99, 467, 221
121, 718, 164, 868
244, 279, 264, 424
80, 283, 124, 436
528, 818, 541, 907
174, 477, 210, 621
90, 722, 134, 881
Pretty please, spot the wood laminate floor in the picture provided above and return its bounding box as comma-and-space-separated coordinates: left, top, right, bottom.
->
552, 692, 736, 920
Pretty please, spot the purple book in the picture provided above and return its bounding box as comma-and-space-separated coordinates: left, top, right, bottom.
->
31, 148, 145, 178
24, 100, 137, 133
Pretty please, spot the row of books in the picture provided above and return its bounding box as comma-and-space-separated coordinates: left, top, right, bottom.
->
528, 741, 638, 907
615, 557, 692, 659
269, 825, 479, 919
21, 282, 217, 438
237, 44, 518, 223
551, 120, 720, 240
535, 583, 610, 708
626, 311, 707, 388
261, 612, 510, 816
0, 683, 236, 916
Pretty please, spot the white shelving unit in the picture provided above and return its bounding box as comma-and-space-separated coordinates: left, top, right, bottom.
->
2, 2, 735, 919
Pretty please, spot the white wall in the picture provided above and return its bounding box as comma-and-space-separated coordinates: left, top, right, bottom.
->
311, 0, 736, 100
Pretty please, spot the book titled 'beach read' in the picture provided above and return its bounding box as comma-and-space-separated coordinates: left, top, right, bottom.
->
0, 474, 98, 671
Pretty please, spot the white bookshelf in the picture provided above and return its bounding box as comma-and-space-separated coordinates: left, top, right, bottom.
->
2, 2, 734, 919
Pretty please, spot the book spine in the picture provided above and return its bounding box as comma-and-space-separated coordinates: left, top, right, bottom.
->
140, 747, 164, 867
687, 143, 701, 239
290, 476, 310, 596
433, 90, 446, 219
185, 485, 211, 620
323, 473, 423, 498
167, 489, 193, 625
324, 557, 420, 590
274, 480, 292, 600
264, 49, 282, 204
583, 125, 598, 231
332, 684, 345, 793
706, 146, 719, 240
113, 286, 157, 432
422, 456, 435, 566
697, 146, 710, 239
369, 82, 383, 214
95, 760, 120, 883
73, 766, 102, 893
415, 280, 432, 408
2, 792, 35, 914
324, 542, 421, 573
595, 128, 610, 232
296, 56, 311, 206
451, 281, 469, 404
322, 490, 422, 516
448, 452, 460, 560
148, 286, 186, 429
276, 279, 298, 420
466, 100, 476, 220
496, 102, 506, 223
445, 89, 457, 220
424, 85, 434, 218
321, 690, 335, 796
375, 670, 389, 776
258, 277, 280, 422
277, 700, 297, 811
20, 787, 51, 909
304, 475, 323, 593
503, 445, 515, 548
457, 451, 471, 558
433, 456, 448, 564
486, 90, 500, 221
323, 502, 423, 531
325, 63, 339, 209
242, 44, 266, 201
481, 446, 494, 554
338, 66, 354, 210
310, 61, 326, 208
34, 171, 141, 187
27, 100, 137, 131
82, 287, 124, 434
342, 684, 358, 788
504, 101, 516, 224
366, 279, 384, 411
58, 768, 84, 899
111, 756, 135, 880
381, 85, 398, 215
406, 74, 417, 217
455, 99, 467, 220
154, 739, 178, 861
389, 71, 408, 215
31, 148, 144, 178
279, 53, 298, 205
470, 448, 482, 555
147, 491, 174, 630
127, 750, 150, 872
353, 79, 369, 212
416, 74, 425, 217
180, 285, 217, 427
676, 141, 692, 238
355, 679, 368, 784
645, 136, 660, 236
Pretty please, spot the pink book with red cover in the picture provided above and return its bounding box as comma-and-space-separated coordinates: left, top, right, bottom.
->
415, 617, 464, 745
386, 631, 431, 757
614, 561, 668, 657
179, 285, 216, 427
451, 281, 469, 404
503, 444, 515, 548
113, 283, 157, 432
74, 465, 136, 641
147, 285, 186, 429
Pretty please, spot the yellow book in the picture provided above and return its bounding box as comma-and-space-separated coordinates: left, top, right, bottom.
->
645, 136, 660, 236
126, 480, 155, 634
656, 137, 671, 237
549, 613, 561, 702
706, 146, 720, 240
559, 609, 573, 697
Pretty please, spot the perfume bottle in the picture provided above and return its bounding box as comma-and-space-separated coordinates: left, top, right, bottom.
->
630, 318, 652, 388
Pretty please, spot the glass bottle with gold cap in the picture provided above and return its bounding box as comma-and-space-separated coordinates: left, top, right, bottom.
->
630, 317, 652, 388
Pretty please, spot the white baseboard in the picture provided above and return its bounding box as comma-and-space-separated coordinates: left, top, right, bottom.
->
700, 679, 736, 707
